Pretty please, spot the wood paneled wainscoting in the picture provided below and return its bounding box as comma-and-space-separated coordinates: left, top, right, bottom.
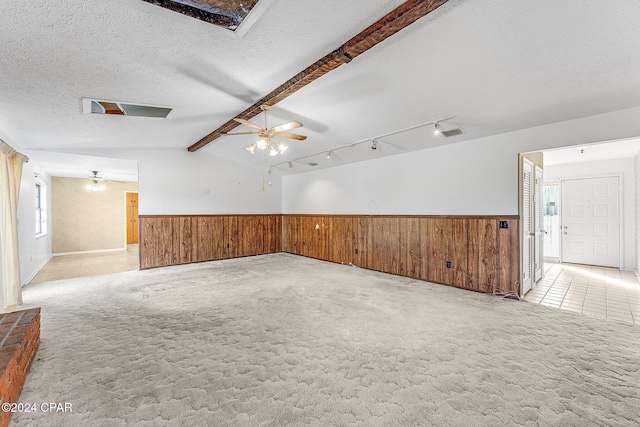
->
139, 214, 519, 296
282, 215, 520, 296
139, 215, 281, 269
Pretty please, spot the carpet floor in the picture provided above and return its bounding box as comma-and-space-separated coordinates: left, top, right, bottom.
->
13, 253, 640, 426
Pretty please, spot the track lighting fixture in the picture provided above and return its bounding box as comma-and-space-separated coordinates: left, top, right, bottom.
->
270, 116, 455, 171
268, 168, 272, 174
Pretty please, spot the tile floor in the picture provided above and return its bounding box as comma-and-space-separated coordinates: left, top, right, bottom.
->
29, 245, 139, 283
524, 263, 640, 324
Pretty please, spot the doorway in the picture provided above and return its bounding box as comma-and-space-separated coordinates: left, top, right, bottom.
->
543, 182, 560, 261
560, 176, 621, 268
521, 154, 544, 295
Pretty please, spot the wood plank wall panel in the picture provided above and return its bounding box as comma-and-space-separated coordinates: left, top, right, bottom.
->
332, 217, 353, 265
382, 217, 401, 275
477, 219, 498, 293
354, 217, 373, 270
427, 218, 445, 284
466, 219, 479, 291
139, 215, 282, 269
177, 217, 195, 264
140, 217, 158, 269
400, 218, 427, 279
141, 214, 520, 296
318, 217, 329, 261
451, 219, 468, 288
281, 215, 292, 253
225, 216, 239, 259
158, 217, 175, 267
281, 215, 520, 296
371, 218, 385, 272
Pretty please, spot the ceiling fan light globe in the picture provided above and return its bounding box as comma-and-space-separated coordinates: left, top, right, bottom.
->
269, 148, 278, 157
257, 138, 267, 150
278, 143, 288, 153
246, 144, 256, 154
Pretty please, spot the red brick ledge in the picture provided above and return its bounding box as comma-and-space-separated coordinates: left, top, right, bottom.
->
0, 308, 41, 427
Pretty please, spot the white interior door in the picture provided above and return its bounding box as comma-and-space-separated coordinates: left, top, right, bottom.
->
534, 166, 544, 281
522, 159, 534, 294
561, 176, 620, 268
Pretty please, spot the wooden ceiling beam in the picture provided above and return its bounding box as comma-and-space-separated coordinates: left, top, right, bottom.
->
188, 0, 449, 152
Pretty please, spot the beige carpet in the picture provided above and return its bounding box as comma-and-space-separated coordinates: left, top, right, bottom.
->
14, 253, 640, 426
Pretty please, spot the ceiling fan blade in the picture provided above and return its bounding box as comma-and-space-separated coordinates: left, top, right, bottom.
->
275, 132, 307, 141
271, 121, 303, 133
233, 118, 263, 131
222, 131, 259, 136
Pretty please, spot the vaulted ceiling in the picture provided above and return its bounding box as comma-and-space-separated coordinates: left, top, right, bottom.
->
1, 0, 640, 175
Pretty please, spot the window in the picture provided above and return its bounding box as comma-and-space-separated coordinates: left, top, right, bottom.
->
35, 181, 47, 236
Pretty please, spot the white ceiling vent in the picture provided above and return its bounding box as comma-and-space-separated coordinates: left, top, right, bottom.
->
82, 98, 174, 119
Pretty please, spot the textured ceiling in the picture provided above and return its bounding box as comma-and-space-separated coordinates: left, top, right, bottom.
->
1, 0, 640, 176
543, 138, 640, 166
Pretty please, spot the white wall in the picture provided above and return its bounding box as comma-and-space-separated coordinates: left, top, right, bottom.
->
56, 148, 282, 215
283, 106, 640, 214
17, 159, 53, 285
545, 158, 635, 272
635, 151, 640, 275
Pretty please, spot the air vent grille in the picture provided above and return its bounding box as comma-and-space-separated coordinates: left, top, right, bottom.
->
83, 98, 173, 119
442, 128, 463, 137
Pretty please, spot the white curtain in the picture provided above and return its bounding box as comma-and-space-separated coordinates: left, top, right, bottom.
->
0, 140, 28, 311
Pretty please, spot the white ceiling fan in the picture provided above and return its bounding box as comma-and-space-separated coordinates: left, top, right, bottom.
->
222, 105, 307, 156
86, 170, 105, 191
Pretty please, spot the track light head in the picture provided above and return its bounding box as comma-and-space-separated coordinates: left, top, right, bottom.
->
288, 161, 293, 169
327, 151, 332, 159
371, 139, 377, 150
433, 122, 442, 135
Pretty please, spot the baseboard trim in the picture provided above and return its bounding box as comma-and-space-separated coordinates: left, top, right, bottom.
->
53, 248, 125, 256
22, 255, 53, 286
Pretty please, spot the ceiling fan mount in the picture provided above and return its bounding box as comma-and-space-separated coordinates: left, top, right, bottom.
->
88, 170, 104, 182
222, 104, 307, 156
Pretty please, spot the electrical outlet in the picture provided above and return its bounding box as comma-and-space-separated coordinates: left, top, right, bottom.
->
499, 221, 509, 229
355, 248, 359, 254
446, 261, 451, 268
